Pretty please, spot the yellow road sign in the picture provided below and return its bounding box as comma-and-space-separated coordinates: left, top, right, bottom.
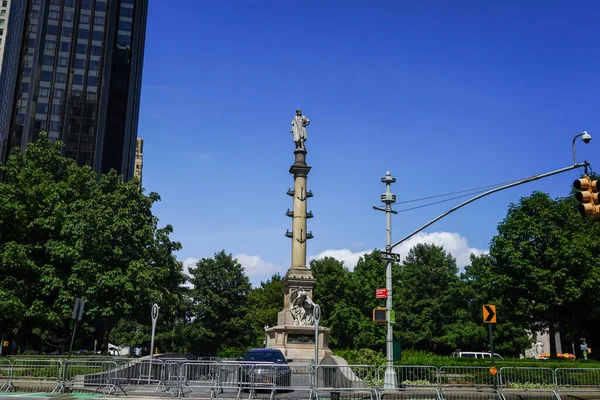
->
483, 304, 496, 323
490, 366, 498, 375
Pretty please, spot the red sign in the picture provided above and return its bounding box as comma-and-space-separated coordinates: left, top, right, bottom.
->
376, 288, 388, 298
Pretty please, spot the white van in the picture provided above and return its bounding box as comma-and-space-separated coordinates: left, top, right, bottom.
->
451, 351, 503, 359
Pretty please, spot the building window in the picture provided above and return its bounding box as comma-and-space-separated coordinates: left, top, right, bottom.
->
1, 10, 5, 16
1, 1, 6, 7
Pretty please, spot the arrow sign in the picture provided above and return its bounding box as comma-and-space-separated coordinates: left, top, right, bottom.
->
380, 252, 400, 262
483, 304, 496, 324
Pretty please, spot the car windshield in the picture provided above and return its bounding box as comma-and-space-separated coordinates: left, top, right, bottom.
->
245, 351, 285, 363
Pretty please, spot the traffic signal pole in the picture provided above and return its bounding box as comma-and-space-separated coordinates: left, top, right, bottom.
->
389, 161, 589, 250
373, 171, 398, 389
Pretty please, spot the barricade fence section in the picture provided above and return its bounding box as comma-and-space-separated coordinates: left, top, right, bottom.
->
2, 359, 600, 399
378, 365, 440, 390
61, 359, 118, 394
316, 364, 379, 400
555, 368, 600, 392
500, 366, 557, 391
438, 366, 500, 392
0, 358, 9, 392
9, 359, 62, 393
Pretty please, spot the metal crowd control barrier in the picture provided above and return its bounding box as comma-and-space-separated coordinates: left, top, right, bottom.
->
377, 365, 441, 399
438, 366, 500, 396
180, 360, 220, 396
555, 368, 600, 396
240, 362, 315, 400
8, 359, 62, 393
316, 364, 379, 400
60, 359, 120, 395
103, 358, 165, 395
0, 358, 10, 392
160, 361, 185, 397
499, 366, 557, 397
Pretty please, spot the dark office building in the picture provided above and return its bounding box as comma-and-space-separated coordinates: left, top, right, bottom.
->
1, 0, 148, 180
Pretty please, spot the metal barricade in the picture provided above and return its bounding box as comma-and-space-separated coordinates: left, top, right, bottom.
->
0, 358, 10, 392
61, 359, 119, 395
239, 362, 315, 400
181, 361, 241, 398
9, 359, 62, 393
499, 367, 557, 395
316, 364, 379, 400
438, 366, 500, 395
377, 365, 441, 399
160, 361, 185, 397
108, 358, 164, 395
555, 368, 600, 396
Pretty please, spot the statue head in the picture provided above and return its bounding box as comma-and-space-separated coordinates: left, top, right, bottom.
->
296, 109, 302, 116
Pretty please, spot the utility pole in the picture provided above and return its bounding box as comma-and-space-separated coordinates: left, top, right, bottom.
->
373, 171, 398, 389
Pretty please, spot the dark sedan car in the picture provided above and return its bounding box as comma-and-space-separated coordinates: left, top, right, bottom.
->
240, 348, 292, 388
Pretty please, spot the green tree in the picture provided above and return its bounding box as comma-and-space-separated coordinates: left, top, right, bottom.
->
0, 133, 185, 353
310, 256, 361, 349
186, 251, 252, 356
455, 253, 531, 355
396, 243, 461, 353
489, 191, 600, 356
351, 251, 392, 351
246, 274, 284, 347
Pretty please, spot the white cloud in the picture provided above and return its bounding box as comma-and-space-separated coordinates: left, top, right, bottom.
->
180, 254, 283, 279
394, 231, 487, 269
233, 253, 283, 277
308, 249, 371, 271
308, 231, 487, 271
181, 257, 198, 287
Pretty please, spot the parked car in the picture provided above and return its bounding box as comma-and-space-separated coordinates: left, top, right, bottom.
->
240, 348, 292, 388
451, 351, 503, 359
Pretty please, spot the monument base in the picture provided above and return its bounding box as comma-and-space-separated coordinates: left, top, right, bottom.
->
265, 324, 333, 363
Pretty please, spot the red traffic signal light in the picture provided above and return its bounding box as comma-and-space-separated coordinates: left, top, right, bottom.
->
573, 176, 600, 216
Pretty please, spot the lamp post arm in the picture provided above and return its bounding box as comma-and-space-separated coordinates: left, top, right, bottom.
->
390, 161, 589, 250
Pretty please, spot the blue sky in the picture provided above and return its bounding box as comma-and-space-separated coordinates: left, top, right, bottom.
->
137, 0, 600, 285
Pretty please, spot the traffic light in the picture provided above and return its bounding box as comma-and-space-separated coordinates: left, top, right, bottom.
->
373, 307, 387, 325
573, 175, 600, 216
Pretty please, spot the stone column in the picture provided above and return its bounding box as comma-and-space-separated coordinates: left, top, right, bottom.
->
289, 148, 312, 268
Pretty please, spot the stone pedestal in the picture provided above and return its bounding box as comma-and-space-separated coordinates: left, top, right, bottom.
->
265, 324, 332, 362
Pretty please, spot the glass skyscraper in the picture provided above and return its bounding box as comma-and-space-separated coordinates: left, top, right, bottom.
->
1, 0, 148, 180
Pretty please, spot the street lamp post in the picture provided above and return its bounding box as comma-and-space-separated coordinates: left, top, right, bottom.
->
373, 132, 591, 390
573, 131, 592, 165
373, 171, 398, 389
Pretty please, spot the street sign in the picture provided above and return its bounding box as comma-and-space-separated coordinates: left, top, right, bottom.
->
376, 288, 388, 298
380, 251, 401, 262
483, 304, 496, 323
314, 304, 321, 321
390, 310, 396, 324
72, 298, 85, 321
489, 366, 498, 375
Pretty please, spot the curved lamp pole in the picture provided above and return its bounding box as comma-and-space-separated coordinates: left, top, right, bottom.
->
374, 132, 592, 384
390, 132, 593, 251
573, 131, 592, 165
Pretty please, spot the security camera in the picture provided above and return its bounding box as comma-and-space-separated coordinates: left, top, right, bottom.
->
582, 131, 592, 144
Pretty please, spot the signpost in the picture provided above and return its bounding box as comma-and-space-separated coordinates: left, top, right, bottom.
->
376, 288, 389, 299
68, 298, 85, 358
314, 304, 321, 368
149, 304, 160, 385
150, 304, 159, 360
483, 304, 497, 386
